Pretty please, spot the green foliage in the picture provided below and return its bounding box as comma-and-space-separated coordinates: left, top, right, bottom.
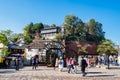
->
97, 39, 118, 55
65, 14, 78, 25
0, 47, 10, 57
0, 32, 9, 57
0, 29, 13, 39
86, 19, 105, 42
63, 14, 79, 36
22, 14, 105, 44
0, 33, 8, 45
50, 24, 57, 28
23, 22, 44, 36
24, 36, 32, 44
63, 14, 105, 42
23, 22, 44, 44
31, 23, 44, 33
9, 33, 24, 42
88, 19, 96, 35
0, 29, 14, 45
23, 22, 33, 36
0, 29, 24, 44
63, 14, 86, 41
54, 33, 63, 41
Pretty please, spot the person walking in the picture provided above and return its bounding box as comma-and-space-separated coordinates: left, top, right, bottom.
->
72, 57, 77, 73
80, 56, 88, 76
68, 57, 74, 73
58, 57, 64, 71
54, 58, 59, 70
32, 57, 37, 70
15, 57, 20, 71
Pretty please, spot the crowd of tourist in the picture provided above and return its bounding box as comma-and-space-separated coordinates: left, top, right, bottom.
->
51, 56, 88, 76
84, 55, 119, 68
47, 55, 119, 76
2, 54, 119, 77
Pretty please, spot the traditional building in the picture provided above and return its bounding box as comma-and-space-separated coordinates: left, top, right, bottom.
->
25, 33, 45, 60
7, 44, 25, 57
7, 38, 25, 57
25, 32, 64, 65
41, 27, 61, 40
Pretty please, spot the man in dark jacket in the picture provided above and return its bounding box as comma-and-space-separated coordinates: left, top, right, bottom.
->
15, 57, 20, 70
80, 57, 88, 76
32, 57, 37, 70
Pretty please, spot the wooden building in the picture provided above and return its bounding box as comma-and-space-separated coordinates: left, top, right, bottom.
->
41, 27, 61, 40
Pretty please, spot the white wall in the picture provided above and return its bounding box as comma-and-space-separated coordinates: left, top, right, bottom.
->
25, 48, 39, 60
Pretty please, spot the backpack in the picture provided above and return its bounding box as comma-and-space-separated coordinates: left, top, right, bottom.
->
81, 59, 88, 67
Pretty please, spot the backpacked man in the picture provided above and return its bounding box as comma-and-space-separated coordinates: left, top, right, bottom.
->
15, 57, 20, 70
80, 56, 88, 76
32, 57, 37, 70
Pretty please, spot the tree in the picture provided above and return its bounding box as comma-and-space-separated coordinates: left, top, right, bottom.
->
0, 33, 8, 45
54, 33, 63, 41
88, 19, 96, 35
1, 29, 13, 39
62, 14, 105, 42
23, 22, 44, 36
0, 29, 14, 43
63, 14, 78, 37
31, 23, 44, 33
23, 22, 44, 44
63, 14, 85, 41
23, 22, 34, 36
0, 47, 10, 57
0, 33, 10, 57
50, 24, 57, 28
94, 22, 105, 43
24, 36, 32, 44
74, 20, 85, 41
95, 22, 104, 37
97, 39, 118, 69
10, 33, 24, 43
86, 19, 105, 43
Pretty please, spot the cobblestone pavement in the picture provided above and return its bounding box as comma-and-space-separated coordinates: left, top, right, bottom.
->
0, 66, 120, 80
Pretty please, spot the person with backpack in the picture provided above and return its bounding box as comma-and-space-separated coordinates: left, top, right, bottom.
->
15, 57, 20, 70
31, 57, 37, 70
80, 56, 88, 76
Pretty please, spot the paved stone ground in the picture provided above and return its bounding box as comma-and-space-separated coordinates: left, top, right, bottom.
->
0, 66, 120, 80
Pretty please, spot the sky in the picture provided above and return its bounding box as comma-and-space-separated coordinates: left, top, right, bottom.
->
0, 0, 120, 45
